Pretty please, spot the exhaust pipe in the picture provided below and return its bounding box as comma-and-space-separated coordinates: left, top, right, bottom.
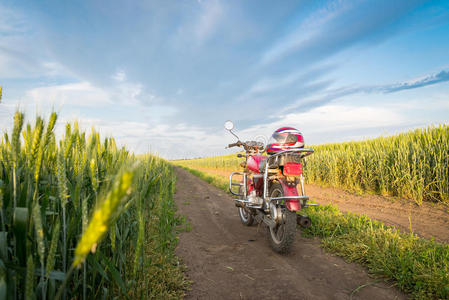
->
297, 215, 312, 228
234, 201, 244, 208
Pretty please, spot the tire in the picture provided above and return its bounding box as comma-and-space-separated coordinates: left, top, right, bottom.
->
267, 182, 297, 254
238, 186, 254, 226
238, 207, 255, 226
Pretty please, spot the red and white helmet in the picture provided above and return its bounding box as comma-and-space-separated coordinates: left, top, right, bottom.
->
266, 127, 304, 155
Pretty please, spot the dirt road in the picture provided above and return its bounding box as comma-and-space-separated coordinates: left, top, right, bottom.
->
174, 167, 406, 300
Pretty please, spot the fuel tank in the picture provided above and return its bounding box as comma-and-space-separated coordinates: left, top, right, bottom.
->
247, 155, 267, 174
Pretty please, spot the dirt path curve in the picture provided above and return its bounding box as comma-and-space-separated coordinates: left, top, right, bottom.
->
174, 167, 406, 300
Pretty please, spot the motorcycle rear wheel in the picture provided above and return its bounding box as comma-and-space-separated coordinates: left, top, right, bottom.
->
267, 182, 297, 254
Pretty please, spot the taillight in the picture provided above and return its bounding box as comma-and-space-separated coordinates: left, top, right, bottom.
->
283, 162, 302, 176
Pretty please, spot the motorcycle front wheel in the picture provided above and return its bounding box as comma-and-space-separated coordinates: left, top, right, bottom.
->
238, 186, 255, 226
238, 207, 255, 226
267, 182, 297, 254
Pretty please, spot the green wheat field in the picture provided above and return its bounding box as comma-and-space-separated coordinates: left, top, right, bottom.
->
0, 112, 187, 299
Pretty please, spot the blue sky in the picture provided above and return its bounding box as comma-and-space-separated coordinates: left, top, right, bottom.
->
0, 0, 448, 159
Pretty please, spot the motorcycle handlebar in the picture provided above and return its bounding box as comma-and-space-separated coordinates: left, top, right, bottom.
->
227, 140, 264, 150
228, 142, 241, 148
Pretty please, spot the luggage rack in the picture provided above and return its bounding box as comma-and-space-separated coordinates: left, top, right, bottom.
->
229, 148, 317, 208
262, 149, 314, 205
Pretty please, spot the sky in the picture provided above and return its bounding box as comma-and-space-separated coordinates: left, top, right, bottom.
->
0, 0, 448, 159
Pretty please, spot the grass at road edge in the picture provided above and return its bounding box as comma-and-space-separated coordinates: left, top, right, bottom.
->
179, 166, 229, 191
175, 165, 449, 299
133, 172, 191, 299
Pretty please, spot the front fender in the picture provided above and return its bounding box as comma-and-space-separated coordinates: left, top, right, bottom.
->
278, 179, 301, 212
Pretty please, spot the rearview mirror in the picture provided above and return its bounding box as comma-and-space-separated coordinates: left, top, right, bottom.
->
224, 120, 234, 131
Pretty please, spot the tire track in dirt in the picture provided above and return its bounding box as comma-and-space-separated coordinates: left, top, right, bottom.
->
174, 167, 406, 300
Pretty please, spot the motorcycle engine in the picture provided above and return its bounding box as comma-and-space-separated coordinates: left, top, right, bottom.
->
248, 191, 263, 206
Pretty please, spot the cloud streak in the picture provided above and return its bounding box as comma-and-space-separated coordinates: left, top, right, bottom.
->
287, 69, 449, 112
24, 82, 113, 108
381, 70, 449, 93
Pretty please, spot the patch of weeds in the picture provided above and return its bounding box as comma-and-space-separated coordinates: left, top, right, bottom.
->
302, 204, 449, 299
176, 215, 192, 233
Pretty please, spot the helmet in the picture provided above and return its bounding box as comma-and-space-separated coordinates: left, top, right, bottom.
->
266, 127, 304, 155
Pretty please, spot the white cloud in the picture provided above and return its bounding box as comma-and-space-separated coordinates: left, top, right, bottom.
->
112, 70, 126, 82
49, 116, 226, 159
114, 81, 143, 105
110, 70, 157, 105
2, 77, 181, 156
0, 103, 17, 135
283, 105, 404, 132
23, 82, 113, 108
238, 90, 449, 149
241, 104, 405, 140
19, 71, 158, 109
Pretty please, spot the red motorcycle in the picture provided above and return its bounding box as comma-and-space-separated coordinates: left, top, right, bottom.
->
225, 121, 316, 253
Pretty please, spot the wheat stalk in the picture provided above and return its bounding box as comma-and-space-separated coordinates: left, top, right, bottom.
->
11, 111, 24, 209
32, 201, 46, 299
25, 255, 34, 300
72, 170, 134, 267
46, 218, 60, 278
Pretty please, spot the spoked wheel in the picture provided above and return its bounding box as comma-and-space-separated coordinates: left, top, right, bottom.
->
267, 182, 297, 254
238, 207, 255, 226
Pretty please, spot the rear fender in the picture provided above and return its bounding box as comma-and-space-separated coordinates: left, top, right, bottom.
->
278, 179, 301, 211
